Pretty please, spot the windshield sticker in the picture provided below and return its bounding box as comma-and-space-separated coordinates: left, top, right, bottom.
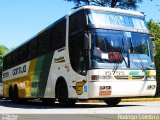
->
125, 32, 131, 38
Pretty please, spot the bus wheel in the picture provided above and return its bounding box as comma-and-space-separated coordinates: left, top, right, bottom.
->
9, 86, 14, 100
56, 81, 76, 106
13, 85, 19, 103
104, 98, 121, 106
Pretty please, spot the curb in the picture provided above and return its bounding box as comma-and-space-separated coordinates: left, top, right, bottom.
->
122, 98, 160, 102
86, 98, 160, 103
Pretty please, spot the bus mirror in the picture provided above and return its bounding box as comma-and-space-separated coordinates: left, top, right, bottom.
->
150, 36, 156, 56
84, 33, 90, 50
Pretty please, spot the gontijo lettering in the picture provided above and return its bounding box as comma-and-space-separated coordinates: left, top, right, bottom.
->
12, 65, 26, 76
2, 72, 9, 78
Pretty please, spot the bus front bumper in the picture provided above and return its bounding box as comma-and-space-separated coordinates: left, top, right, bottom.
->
88, 80, 156, 99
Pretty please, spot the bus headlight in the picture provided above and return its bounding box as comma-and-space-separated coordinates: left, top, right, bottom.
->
146, 71, 156, 80
91, 75, 112, 81
147, 85, 156, 90
146, 76, 156, 80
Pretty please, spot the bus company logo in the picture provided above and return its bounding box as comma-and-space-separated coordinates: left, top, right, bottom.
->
2, 62, 30, 81
3, 65, 27, 79
72, 81, 86, 95
12, 65, 27, 76
2, 72, 9, 79
128, 75, 132, 80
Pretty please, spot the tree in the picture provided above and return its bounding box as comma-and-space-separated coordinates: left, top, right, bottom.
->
0, 45, 9, 59
65, 0, 144, 9
0, 45, 9, 80
148, 20, 160, 96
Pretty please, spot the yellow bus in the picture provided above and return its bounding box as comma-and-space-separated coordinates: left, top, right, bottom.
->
2, 6, 156, 106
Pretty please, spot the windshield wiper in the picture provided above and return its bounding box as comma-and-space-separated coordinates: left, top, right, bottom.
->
130, 37, 134, 53
122, 38, 130, 68
112, 38, 126, 74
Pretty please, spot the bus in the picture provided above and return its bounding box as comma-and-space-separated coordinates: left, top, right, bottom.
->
0, 78, 2, 97
2, 6, 156, 106
0, 62, 3, 97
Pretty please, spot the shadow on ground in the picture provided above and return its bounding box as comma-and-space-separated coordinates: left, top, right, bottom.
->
0, 98, 144, 109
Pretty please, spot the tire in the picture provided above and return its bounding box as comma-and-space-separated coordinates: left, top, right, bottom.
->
56, 81, 76, 106
13, 85, 19, 103
104, 98, 121, 106
9, 86, 14, 100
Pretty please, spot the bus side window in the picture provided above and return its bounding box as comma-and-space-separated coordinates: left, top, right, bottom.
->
50, 32, 57, 50
38, 32, 51, 55
10, 53, 14, 68
3, 57, 6, 70
69, 33, 88, 75
29, 40, 37, 59
20, 45, 29, 63
50, 20, 66, 50
13, 51, 19, 66
56, 20, 66, 49
69, 10, 86, 35
6, 56, 10, 70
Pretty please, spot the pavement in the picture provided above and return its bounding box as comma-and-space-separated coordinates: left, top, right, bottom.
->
122, 97, 160, 102
86, 97, 160, 103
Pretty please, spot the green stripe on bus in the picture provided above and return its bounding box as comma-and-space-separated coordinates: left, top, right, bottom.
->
129, 71, 145, 76
31, 52, 54, 97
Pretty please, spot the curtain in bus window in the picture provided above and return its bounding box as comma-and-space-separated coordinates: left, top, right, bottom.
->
88, 11, 148, 30
132, 18, 147, 30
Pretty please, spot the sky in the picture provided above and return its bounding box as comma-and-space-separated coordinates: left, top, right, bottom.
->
0, 0, 160, 49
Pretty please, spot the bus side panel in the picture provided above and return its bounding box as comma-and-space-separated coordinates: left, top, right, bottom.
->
44, 49, 67, 98
23, 59, 37, 98
30, 52, 54, 98
3, 52, 54, 99
3, 60, 36, 98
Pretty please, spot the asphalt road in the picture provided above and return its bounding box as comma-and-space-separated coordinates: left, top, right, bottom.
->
0, 98, 160, 120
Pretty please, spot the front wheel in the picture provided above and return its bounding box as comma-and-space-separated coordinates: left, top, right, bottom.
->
104, 98, 121, 106
56, 81, 76, 106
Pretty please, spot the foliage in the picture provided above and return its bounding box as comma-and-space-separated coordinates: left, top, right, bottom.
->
65, 0, 144, 9
0, 45, 9, 59
0, 45, 9, 76
148, 20, 160, 96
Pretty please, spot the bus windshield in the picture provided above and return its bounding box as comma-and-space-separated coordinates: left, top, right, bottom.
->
91, 29, 155, 70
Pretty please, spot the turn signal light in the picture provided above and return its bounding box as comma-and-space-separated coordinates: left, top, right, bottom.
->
91, 75, 112, 81
91, 75, 99, 80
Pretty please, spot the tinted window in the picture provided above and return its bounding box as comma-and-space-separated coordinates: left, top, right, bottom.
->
38, 32, 51, 55
0, 74, 2, 83
50, 19, 66, 49
28, 39, 38, 59
69, 32, 89, 75
69, 10, 86, 36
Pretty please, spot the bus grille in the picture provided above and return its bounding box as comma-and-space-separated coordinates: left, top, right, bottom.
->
114, 76, 144, 80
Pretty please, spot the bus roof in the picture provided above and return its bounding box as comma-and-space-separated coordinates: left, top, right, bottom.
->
70, 5, 144, 17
